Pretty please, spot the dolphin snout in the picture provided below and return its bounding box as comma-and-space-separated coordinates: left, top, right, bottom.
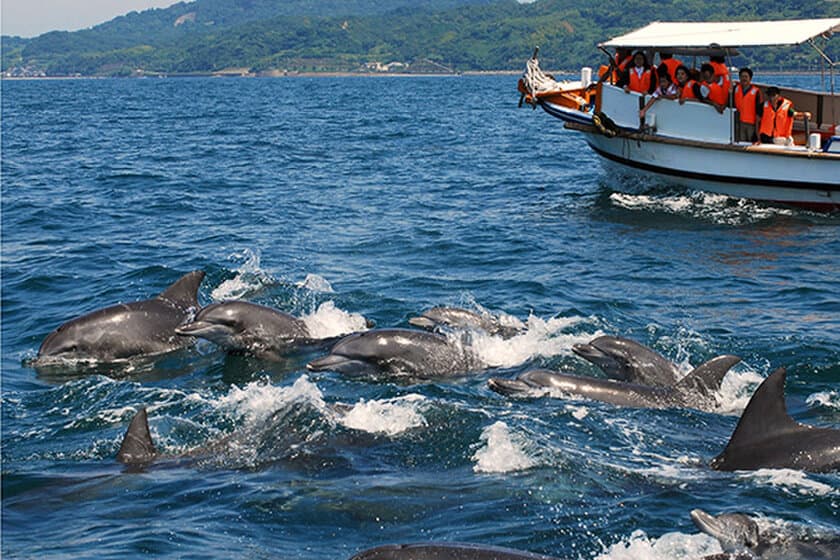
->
174, 321, 217, 337
408, 316, 437, 330
571, 343, 605, 360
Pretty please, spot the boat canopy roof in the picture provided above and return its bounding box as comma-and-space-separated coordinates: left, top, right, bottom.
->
600, 19, 840, 54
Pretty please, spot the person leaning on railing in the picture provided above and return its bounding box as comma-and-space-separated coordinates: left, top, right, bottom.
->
757, 86, 812, 146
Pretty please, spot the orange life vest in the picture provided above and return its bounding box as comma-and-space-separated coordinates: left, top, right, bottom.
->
709, 60, 731, 89
600, 55, 633, 83
759, 97, 794, 138
681, 79, 698, 100
627, 67, 652, 93
706, 79, 728, 106
658, 58, 682, 82
734, 84, 760, 124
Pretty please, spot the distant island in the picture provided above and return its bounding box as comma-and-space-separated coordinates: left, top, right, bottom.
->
3, 0, 838, 78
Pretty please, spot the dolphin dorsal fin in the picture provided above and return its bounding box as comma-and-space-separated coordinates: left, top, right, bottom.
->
117, 408, 157, 465
158, 271, 205, 308
676, 355, 741, 396
724, 368, 798, 449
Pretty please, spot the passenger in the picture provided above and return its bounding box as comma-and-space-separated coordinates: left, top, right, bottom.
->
597, 48, 633, 84
656, 51, 683, 83
619, 51, 655, 95
699, 63, 727, 112
758, 86, 812, 146
708, 55, 732, 92
640, 72, 679, 119
733, 67, 763, 143
677, 64, 718, 111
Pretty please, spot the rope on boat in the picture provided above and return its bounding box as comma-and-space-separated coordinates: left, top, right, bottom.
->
520, 50, 569, 107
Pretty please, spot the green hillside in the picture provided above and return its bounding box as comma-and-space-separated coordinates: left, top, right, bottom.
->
3, 0, 838, 76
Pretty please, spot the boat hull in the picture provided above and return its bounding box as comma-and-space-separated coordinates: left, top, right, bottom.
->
579, 128, 840, 210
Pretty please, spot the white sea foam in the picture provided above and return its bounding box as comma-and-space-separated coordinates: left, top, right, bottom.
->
472, 421, 535, 473
565, 404, 589, 420
807, 390, 840, 410
213, 375, 328, 424
714, 368, 765, 415
301, 301, 369, 339
467, 314, 596, 369
211, 249, 275, 300
338, 394, 428, 436
595, 530, 722, 560
741, 468, 838, 497
609, 191, 793, 225
295, 273, 335, 293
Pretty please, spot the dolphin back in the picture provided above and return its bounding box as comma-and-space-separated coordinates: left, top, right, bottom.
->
157, 270, 205, 309
117, 408, 157, 465
675, 355, 741, 398
711, 368, 840, 472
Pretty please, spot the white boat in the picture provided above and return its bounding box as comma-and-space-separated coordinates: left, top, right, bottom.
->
520, 19, 840, 211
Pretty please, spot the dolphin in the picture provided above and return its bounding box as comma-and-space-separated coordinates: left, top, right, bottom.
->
572, 335, 683, 386
409, 307, 523, 338
710, 367, 840, 473
306, 328, 484, 378
117, 408, 158, 466
350, 543, 562, 560
175, 301, 315, 360
36, 271, 205, 364
692, 508, 840, 559
487, 354, 740, 412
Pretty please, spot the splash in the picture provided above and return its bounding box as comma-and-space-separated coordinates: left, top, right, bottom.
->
295, 273, 335, 293
338, 394, 428, 436
211, 249, 275, 300
807, 390, 840, 410
214, 375, 328, 425
467, 314, 596, 369
595, 530, 722, 560
741, 468, 838, 497
714, 368, 765, 415
300, 301, 370, 339
472, 421, 535, 473
608, 191, 794, 225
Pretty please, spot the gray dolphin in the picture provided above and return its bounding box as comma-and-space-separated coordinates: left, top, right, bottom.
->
306, 328, 484, 378
710, 367, 840, 473
692, 508, 840, 559
572, 335, 683, 386
36, 271, 205, 364
350, 543, 561, 560
487, 354, 740, 412
175, 301, 314, 360
409, 307, 523, 338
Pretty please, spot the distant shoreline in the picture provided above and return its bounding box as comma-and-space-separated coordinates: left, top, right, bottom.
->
0, 69, 826, 80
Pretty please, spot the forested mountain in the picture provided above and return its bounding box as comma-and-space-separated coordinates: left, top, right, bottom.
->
3, 0, 838, 76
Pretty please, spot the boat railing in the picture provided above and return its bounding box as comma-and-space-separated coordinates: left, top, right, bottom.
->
600, 84, 736, 143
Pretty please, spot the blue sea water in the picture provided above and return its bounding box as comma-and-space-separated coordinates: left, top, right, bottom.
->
1, 74, 838, 559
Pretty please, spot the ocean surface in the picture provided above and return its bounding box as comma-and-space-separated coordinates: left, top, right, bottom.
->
2, 74, 838, 559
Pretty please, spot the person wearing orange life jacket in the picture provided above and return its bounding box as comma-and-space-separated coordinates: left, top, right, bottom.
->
678, 64, 725, 113
656, 51, 683, 83
675, 65, 699, 101
758, 86, 812, 146
618, 51, 656, 95
709, 55, 732, 93
732, 67, 763, 143
595, 48, 633, 86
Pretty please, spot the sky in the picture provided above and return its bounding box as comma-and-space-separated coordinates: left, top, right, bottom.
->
2, 0, 180, 38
